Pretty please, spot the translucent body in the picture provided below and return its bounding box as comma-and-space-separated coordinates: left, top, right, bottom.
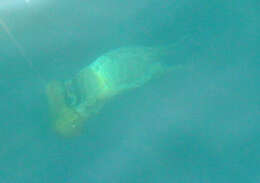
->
46, 46, 176, 137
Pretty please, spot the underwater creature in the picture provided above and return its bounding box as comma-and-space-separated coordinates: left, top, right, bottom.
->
46, 45, 185, 137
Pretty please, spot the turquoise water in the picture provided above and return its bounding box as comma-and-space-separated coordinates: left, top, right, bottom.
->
0, 0, 259, 182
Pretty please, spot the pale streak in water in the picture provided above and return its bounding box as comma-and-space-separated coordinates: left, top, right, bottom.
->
0, 18, 32, 67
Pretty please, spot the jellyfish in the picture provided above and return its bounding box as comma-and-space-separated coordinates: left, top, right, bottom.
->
46, 45, 187, 137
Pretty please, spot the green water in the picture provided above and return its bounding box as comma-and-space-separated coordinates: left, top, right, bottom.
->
0, 0, 259, 182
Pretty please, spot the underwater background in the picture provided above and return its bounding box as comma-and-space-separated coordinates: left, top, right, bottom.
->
0, 0, 259, 182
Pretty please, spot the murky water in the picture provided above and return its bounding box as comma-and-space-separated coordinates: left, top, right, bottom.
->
0, 0, 259, 182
